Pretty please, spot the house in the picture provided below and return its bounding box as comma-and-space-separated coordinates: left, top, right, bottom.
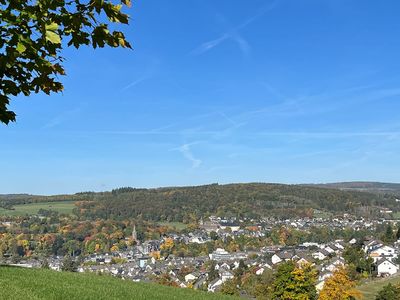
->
199, 218, 219, 233
296, 257, 312, 266
312, 249, 330, 261
375, 258, 399, 277
138, 256, 150, 268
219, 262, 231, 270
188, 236, 209, 244
363, 239, 384, 254
324, 244, 340, 254
272, 251, 294, 265
219, 269, 234, 282
137, 240, 160, 255
208, 278, 223, 292
369, 245, 397, 263
334, 241, 346, 250
256, 267, 265, 275
318, 270, 333, 281
349, 238, 357, 245
185, 273, 198, 282
316, 279, 327, 292
219, 221, 240, 232
193, 274, 207, 290
260, 261, 273, 270
325, 257, 345, 272
49, 261, 62, 271
209, 248, 232, 261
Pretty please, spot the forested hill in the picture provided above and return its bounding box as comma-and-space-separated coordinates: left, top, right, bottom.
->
1, 183, 399, 221
72, 183, 398, 221
306, 182, 400, 195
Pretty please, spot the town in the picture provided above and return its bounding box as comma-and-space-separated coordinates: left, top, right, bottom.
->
2, 211, 400, 297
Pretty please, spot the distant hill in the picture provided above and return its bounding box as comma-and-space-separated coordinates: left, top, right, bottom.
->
306, 182, 400, 195
2, 182, 399, 220
72, 183, 398, 221
0, 266, 236, 300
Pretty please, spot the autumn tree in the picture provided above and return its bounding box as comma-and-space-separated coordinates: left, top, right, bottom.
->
272, 261, 318, 300
319, 266, 362, 300
0, 0, 132, 124
155, 273, 178, 287
160, 237, 174, 251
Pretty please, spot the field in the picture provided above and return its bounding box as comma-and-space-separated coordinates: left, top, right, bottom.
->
0, 201, 75, 216
157, 221, 188, 230
392, 212, 400, 219
357, 275, 400, 300
0, 266, 236, 300
313, 209, 332, 219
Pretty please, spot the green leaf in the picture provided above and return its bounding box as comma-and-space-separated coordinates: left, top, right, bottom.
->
45, 22, 59, 32
46, 31, 61, 44
16, 42, 26, 53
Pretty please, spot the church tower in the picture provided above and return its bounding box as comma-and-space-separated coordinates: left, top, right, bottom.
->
132, 225, 137, 241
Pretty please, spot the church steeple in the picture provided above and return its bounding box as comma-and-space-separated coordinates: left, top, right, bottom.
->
132, 224, 137, 241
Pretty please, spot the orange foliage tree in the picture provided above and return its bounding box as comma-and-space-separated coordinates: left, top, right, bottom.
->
319, 266, 362, 300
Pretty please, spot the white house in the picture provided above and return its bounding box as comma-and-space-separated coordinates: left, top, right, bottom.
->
325, 257, 345, 272
363, 239, 384, 254
185, 273, 198, 282
209, 248, 232, 261
376, 258, 399, 276
219, 222, 240, 232
349, 238, 357, 245
312, 249, 329, 261
256, 267, 265, 275
261, 262, 273, 270
188, 236, 209, 244
271, 251, 293, 265
369, 245, 397, 263
220, 270, 234, 282
316, 280, 325, 291
333, 241, 345, 250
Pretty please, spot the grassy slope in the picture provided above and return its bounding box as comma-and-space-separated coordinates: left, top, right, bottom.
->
0, 201, 74, 216
357, 275, 400, 300
157, 221, 188, 230
0, 266, 236, 300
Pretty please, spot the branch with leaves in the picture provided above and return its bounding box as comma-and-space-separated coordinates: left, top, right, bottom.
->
0, 0, 132, 124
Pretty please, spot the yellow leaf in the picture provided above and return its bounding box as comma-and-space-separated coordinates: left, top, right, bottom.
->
46, 31, 61, 44
16, 42, 26, 53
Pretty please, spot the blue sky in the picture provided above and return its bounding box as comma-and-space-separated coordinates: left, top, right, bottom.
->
2, 0, 400, 194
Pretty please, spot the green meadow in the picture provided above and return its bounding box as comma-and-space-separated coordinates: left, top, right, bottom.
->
357, 275, 400, 300
157, 221, 188, 230
0, 201, 75, 216
0, 266, 236, 300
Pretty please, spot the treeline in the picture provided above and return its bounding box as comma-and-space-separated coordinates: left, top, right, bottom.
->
71, 183, 396, 221
0, 194, 87, 210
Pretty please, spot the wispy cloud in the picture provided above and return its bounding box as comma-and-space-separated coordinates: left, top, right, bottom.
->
120, 59, 159, 92
43, 106, 85, 129
254, 131, 400, 139
121, 76, 149, 91
237, 85, 400, 121
172, 142, 202, 168
191, 1, 279, 56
